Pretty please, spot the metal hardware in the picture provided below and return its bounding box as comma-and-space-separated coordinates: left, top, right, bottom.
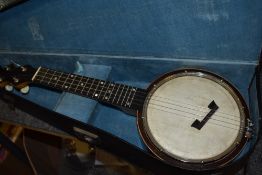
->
245, 119, 254, 139
73, 127, 99, 145
21, 66, 27, 72
5, 85, 13, 92
20, 86, 29, 94
13, 77, 19, 83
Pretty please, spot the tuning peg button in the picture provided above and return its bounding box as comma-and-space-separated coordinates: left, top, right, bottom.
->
21, 67, 27, 72
5, 85, 13, 92
20, 86, 29, 94
13, 77, 19, 83
5, 66, 10, 71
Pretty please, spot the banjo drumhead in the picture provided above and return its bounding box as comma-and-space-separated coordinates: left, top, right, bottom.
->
140, 69, 248, 169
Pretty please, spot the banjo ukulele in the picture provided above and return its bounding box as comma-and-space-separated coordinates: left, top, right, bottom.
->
0, 64, 254, 171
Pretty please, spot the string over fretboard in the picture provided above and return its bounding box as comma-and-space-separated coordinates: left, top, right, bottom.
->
32, 67, 146, 111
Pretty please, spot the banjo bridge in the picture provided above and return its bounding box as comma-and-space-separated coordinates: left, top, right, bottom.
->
191, 100, 219, 130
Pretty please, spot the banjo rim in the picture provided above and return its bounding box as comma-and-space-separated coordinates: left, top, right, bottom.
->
136, 68, 249, 171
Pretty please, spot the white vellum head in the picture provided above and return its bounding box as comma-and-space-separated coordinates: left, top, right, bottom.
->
143, 74, 244, 162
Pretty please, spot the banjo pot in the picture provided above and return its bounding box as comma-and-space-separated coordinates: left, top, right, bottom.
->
137, 69, 251, 171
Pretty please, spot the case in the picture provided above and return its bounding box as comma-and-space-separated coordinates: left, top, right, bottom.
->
0, 0, 261, 174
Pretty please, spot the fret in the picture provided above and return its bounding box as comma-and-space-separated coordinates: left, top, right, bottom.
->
73, 76, 85, 94
42, 69, 53, 84
91, 80, 100, 98
47, 71, 61, 88
92, 79, 101, 97
35, 67, 44, 77
107, 83, 115, 102
87, 78, 95, 95
36, 68, 49, 82
80, 77, 89, 94
102, 82, 110, 100
112, 84, 121, 104
32, 67, 42, 81
125, 86, 133, 107
36, 68, 48, 83
47, 70, 56, 85
116, 85, 124, 104
120, 85, 128, 105
53, 71, 63, 87
54, 72, 65, 89
118, 85, 125, 105
74, 75, 83, 93
94, 80, 103, 98
67, 74, 77, 92
64, 77, 72, 90
35, 69, 52, 86
35, 69, 43, 81
98, 81, 106, 98
122, 86, 130, 107
129, 87, 137, 107
61, 72, 70, 89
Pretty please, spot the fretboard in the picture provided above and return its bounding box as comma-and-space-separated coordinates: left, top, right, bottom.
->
32, 67, 146, 111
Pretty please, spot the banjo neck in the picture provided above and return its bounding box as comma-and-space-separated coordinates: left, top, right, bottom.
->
31, 67, 146, 112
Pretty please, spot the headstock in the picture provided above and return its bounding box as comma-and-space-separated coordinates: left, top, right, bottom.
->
0, 63, 36, 94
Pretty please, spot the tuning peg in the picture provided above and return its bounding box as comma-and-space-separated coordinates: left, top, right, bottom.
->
10, 60, 21, 67
5, 85, 13, 92
20, 86, 30, 94
21, 66, 27, 72
12, 77, 19, 83
5, 66, 10, 71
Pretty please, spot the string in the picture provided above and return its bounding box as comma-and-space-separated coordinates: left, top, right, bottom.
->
35, 69, 241, 119
33, 68, 244, 129
35, 69, 141, 107
148, 106, 244, 131
34, 75, 139, 107
150, 95, 240, 118
148, 103, 239, 127
34, 77, 243, 130
122, 90, 241, 120
149, 98, 240, 122
34, 69, 243, 123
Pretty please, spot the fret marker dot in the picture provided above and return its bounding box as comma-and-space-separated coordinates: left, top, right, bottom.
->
132, 88, 136, 91
100, 82, 104, 85
70, 75, 74, 78
95, 94, 98, 97
53, 77, 57, 80
81, 83, 84, 86
105, 96, 108, 100
65, 86, 68, 88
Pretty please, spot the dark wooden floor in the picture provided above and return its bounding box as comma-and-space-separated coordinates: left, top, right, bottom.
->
0, 126, 261, 175
0, 129, 152, 175
0, 136, 33, 175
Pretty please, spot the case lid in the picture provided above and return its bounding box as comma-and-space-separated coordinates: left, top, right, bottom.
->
0, 0, 261, 63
